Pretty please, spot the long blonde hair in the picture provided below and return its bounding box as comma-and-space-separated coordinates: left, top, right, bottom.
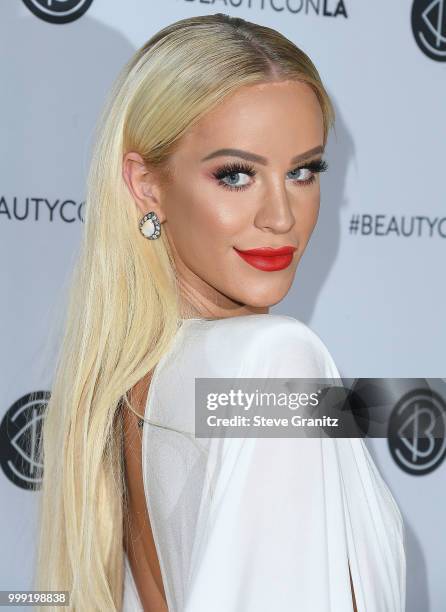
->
34, 13, 335, 610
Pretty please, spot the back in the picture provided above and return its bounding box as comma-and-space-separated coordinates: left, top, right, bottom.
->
122, 370, 168, 611
124, 314, 406, 611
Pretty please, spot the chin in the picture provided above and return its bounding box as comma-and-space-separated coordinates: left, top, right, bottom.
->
237, 286, 290, 309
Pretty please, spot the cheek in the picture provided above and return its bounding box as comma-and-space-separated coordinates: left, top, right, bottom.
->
165, 181, 249, 254
299, 188, 320, 224
296, 193, 320, 247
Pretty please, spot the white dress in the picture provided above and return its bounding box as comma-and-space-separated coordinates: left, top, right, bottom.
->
122, 314, 406, 612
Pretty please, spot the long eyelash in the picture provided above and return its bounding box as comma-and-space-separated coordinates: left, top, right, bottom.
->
295, 159, 329, 185
303, 159, 328, 175
212, 158, 329, 191
212, 162, 255, 191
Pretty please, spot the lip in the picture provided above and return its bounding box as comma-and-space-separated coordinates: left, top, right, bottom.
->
233, 245, 297, 271
235, 246, 297, 256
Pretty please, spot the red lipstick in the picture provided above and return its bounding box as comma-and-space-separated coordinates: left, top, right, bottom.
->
233, 245, 297, 271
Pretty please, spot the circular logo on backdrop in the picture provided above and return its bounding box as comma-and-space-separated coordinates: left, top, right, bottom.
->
411, 0, 446, 61
387, 388, 446, 475
22, 0, 94, 24
0, 391, 50, 490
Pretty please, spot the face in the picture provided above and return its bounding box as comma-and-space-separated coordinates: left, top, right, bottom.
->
124, 79, 326, 319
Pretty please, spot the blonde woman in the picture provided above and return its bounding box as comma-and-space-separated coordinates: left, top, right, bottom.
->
34, 13, 406, 612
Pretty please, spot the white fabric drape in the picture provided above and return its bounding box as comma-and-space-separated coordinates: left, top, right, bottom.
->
122, 315, 406, 611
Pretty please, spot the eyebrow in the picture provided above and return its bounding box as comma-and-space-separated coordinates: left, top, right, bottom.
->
200, 145, 324, 165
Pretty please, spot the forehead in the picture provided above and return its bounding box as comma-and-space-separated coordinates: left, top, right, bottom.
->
180, 80, 324, 153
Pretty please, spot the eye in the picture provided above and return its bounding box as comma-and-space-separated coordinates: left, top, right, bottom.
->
287, 159, 329, 186
212, 161, 255, 192
287, 167, 313, 183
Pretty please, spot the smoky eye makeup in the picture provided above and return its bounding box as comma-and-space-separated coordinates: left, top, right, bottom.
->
211, 158, 328, 191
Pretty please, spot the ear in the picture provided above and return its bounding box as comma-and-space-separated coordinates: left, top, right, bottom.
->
122, 151, 166, 222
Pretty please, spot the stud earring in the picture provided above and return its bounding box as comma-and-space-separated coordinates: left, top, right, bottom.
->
139, 211, 161, 240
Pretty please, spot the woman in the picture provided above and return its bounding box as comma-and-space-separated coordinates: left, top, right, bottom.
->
34, 13, 406, 611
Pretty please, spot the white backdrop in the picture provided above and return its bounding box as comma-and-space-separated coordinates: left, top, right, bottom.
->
1, 1, 445, 610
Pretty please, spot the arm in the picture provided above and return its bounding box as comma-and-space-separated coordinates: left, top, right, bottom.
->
183, 317, 355, 611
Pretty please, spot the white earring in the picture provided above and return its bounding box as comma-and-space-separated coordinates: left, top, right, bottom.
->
139, 211, 161, 240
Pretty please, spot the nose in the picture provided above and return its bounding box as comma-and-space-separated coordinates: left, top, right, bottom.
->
254, 177, 296, 234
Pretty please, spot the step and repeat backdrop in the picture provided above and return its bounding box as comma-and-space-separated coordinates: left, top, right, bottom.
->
1, 1, 445, 610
